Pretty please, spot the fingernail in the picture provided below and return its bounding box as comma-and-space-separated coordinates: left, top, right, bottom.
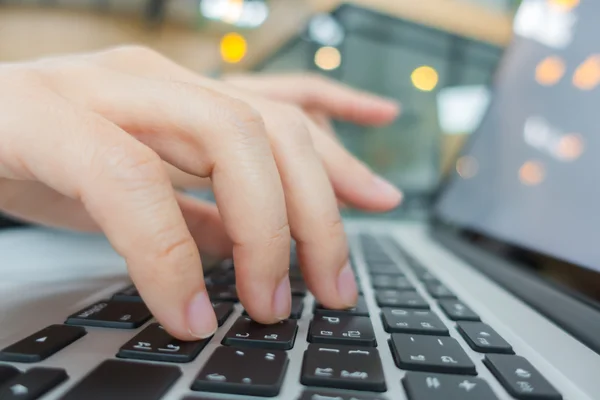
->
337, 262, 358, 307
273, 276, 291, 320
187, 290, 218, 339
373, 176, 403, 203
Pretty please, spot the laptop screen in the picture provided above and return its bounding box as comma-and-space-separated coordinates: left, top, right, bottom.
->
434, 0, 599, 273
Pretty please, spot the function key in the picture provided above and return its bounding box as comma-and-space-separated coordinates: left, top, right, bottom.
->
118, 323, 210, 363
425, 283, 456, 299
60, 359, 181, 400
314, 297, 369, 317
301, 344, 386, 392
111, 286, 142, 302
381, 309, 448, 336
308, 315, 376, 347
370, 275, 414, 290
212, 301, 234, 326
222, 317, 297, 350
389, 334, 476, 375
192, 346, 288, 397
403, 372, 498, 400
438, 300, 480, 321
208, 284, 238, 302
0, 325, 86, 363
484, 354, 562, 399
66, 300, 151, 329
0, 365, 20, 386
299, 389, 387, 400
0, 367, 68, 400
457, 322, 513, 354
376, 290, 429, 309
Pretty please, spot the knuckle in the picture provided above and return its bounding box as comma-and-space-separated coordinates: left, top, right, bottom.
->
274, 105, 313, 148
265, 219, 291, 249
217, 96, 267, 142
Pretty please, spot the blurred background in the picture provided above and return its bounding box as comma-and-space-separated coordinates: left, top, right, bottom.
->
0, 0, 519, 218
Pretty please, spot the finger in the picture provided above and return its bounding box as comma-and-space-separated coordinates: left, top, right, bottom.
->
0, 87, 216, 340
225, 73, 401, 126
266, 106, 358, 309
48, 67, 292, 323
165, 163, 212, 189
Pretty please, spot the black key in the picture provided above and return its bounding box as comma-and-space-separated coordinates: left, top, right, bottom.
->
212, 301, 234, 326
291, 280, 307, 296
222, 317, 297, 350
389, 334, 476, 375
381, 308, 448, 335
370, 275, 413, 290
192, 346, 288, 397
206, 268, 236, 286
484, 354, 562, 399
299, 389, 388, 400
243, 296, 304, 320
118, 323, 210, 363
376, 290, 429, 308
457, 322, 513, 354
301, 344, 386, 392
289, 268, 304, 280
425, 283, 456, 299
208, 285, 238, 301
66, 300, 151, 329
438, 300, 480, 321
0, 365, 20, 386
0, 367, 67, 400
111, 285, 142, 302
403, 372, 498, 400
414, 270, 438, 282
0, 325, 87, 363
60, 359, 181, 400
367, 263, 403, 275
308, 315, 376, 347
315, 296, 369, 317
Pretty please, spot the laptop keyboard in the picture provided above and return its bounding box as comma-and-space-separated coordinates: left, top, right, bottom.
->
0, 233, 564, 399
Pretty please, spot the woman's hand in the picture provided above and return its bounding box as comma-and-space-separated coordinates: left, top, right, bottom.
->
0, 46, 402, 340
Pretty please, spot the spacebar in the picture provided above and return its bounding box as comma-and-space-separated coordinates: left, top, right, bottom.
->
60, 359, 181, 400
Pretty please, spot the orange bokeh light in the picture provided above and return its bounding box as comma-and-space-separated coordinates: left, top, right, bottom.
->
556, 133, 584, 161
548, 0, 580, 11
519, 161, 545, 186
456, 156, 479, 179
573, 55, 600, 91
535, 56, 565, 86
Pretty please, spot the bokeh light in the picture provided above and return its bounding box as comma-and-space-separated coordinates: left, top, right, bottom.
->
314, 46, 341, 71
519, 161, 545, 186
456, 156, 479, 179
220, 32, 247, 64
573, 55, 600, 91
548, 0, 580, 11
411, 66, 439, 92
556, 133, 584, 161
535, 56, 565, 86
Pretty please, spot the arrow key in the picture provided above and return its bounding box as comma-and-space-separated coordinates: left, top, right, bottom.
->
0, 367, 68, 400
0, 325, 86, 363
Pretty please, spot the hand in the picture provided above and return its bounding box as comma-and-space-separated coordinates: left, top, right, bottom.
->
0, 46, 402, 340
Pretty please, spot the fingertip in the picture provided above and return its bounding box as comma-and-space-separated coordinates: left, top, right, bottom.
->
336, 261, 358, 308
186, 290, 218, 339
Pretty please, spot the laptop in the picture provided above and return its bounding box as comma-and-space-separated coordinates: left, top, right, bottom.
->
1, 0, 599, 398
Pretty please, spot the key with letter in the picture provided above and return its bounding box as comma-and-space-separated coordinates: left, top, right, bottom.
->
308, 315, 376, 347
381, 309, 448, 335
222, 317, 297, 350
457, 322, 513, 354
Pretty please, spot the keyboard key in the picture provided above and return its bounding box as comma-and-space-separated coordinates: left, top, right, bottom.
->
207, 268, 236, 286
212, 301, 234, 326
425, 283, 456, 299
367, 263, 403, 275
118, 323, 210, 363
484, 354, 562, 399
381, 309, 448, 335
314, 296, 369, 317
111, 286, 143, 302
438, 300, 480, 321
308, 315, 376, 347
389, 334, 476, 375
301, 344, 386, 392
370, 275, 413, 290
60, 359, 181, 400
66, 301, 151, 329
291, 280, 308, 296
403, 372, 498, 400
414, 270, 438, 282
208, 285, 238, 301
376, 290, 429, 309
0, 325, 86, 363
245, 296, 304, 320
222, 317, 297, 350
192, 346, 288, 397
299, 389, 388, 400
457, 322, 513, 354
0, 367, 67, 400
0, 365, 20, 386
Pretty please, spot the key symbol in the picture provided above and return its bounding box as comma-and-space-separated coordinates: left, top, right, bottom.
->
236, 350, 245, 356
35, 337, 47, 343
410, 355, 426, 361
120, 314, 131, 321
133, 342, 152, 350
426, 377, 440, 389
242, 377, 252, 384
342, 330, 361, 338
265, 353, 276, 361
320, 330, 333, 336
515, 368, 531, 378
206, 373, 226, 382
459, 380, 477, 392
10, 384, 28, 396
322, 316, 340, 324
391, 309, 408, 315
441, 356, 458, 364
235, 333, 250, 338
421, 322, 434, 328
315, 367, 333, 377
264, 334, 278, 340
477, 337, 490, 345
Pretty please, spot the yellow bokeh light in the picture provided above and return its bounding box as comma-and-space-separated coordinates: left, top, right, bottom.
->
314, 46, 341, 71
220, 32, 247, 64
548, 0, 579, 10
456, 156, 479, 179
556, 133, 584, 161
535, 56, 565, 86
411, 66, 439, 92
519, 161, 545, 186
573, 55, 600, 91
